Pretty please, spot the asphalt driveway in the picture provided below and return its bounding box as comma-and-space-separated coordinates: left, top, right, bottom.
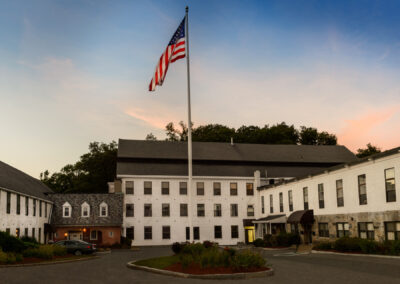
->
2, 247, 400, 284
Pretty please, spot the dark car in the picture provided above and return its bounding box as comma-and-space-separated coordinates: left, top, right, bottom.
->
54, 240, 96, 256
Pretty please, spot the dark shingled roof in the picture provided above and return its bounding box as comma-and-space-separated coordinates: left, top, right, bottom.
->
118, 140, 357, 163
117, 140, 357, 177
49, 193, 123, 227
0, 160, 53, 200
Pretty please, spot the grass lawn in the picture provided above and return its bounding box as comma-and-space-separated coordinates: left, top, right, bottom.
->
134, 255, 179, 269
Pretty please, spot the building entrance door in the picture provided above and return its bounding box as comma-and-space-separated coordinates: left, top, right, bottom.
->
303, 224, 312, 244
69, 231, 83, 241
244, 226, 255, 243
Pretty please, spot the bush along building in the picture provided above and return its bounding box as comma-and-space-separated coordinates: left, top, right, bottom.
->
257, 146, 400, 244
0, 160, 53, 243
48, 193, 123, 246
115, 139, 357, 246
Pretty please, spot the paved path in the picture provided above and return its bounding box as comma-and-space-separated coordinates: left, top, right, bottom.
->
2, 247, 400, 284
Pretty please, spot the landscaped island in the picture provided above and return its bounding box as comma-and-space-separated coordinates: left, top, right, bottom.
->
134, 241, 269, 276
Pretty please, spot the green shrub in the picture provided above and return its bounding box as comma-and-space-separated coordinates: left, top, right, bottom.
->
52, 245, 67, 256
15, 254, 23, 262
391, 240, 400, 255
202, 240, 217, 249
182, 243, 205, 259
0, 231, 25, 253
36, 245, 54, 259
23, 242, 39, 249
231, 250, 266, 270
288, 233, 301, 246
179, 253, 194, 269
6, 253, 16, 264
253, 238, 265, 247
172, 242, 186, 254
359, 239, 378, 254
0, 249, 7, 263
333, 237, 362, 252
20, 236, 38, 244
22, 248, 39, 258
313, 241, 333, 250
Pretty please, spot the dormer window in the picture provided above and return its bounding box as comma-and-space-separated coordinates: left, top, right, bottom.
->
81, 202, 90, 217
62, 202, 72, 218
100, 202, 108, 217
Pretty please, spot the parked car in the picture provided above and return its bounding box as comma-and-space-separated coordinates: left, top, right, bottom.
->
54, 240, 96, 255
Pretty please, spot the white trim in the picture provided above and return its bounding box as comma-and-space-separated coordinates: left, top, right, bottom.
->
90, 230, 98, 240
62, 202, 72, 218
81, 202, 90, 217
99, 202, 108, 217
117, 175, 271, 181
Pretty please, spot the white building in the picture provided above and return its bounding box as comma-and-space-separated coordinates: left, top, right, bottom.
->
0, 160, 53, 243
256, 146, 400, 243
116, 139, 357, 246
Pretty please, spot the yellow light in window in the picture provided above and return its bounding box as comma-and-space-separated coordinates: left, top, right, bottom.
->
64, 233, 68, 237
83, 228, 87, 233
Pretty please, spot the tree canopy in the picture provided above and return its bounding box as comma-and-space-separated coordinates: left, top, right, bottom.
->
40, 141, 117, 193
356, 143, 381, 158
161, 121, 337, 145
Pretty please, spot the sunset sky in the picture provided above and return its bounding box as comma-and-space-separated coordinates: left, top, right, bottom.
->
0, 0, 399, 178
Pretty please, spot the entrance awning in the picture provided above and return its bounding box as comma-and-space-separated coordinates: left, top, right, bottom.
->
287, 210, 314, 224
252, 214, 287, 224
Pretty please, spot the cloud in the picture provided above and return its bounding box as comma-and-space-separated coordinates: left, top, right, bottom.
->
338, 105, 400, 151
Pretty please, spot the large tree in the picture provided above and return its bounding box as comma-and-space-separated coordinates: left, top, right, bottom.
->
40, 141, 117, 193
356, 143, 381, 158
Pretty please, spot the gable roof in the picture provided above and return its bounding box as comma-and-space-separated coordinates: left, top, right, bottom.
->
0, 160, 53, 200
118, 139, 357, 164
117, 140, 358, 178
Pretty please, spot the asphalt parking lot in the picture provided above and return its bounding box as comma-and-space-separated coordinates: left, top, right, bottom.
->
2, 247, 400, 284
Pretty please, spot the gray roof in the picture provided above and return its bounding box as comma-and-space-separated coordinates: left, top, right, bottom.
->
0, 160, 53, 200
117, 140, 357, 178
118, 140, 357, 163
49, 193, 123, 227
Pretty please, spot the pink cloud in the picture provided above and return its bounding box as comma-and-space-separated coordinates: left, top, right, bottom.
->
338, 105, 400, 151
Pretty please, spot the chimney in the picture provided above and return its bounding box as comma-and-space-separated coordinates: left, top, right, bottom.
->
230, 137, 234, 146
114, 179, 122, 193
254, 170, 261, 188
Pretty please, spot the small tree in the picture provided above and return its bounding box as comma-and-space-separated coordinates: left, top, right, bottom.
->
356, 143, 381, 158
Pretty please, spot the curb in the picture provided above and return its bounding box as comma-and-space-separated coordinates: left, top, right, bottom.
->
0, 255, 100, 268
311, 250, 400, 259
126, 261, 274, 279
96, 251, 112, 255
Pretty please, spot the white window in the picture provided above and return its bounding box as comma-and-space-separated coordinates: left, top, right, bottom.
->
81, 202, 90, 217
100, 202, 108, 217
109, 231, 114, 238
62, 202, 72, 218
90, 230, 97, 240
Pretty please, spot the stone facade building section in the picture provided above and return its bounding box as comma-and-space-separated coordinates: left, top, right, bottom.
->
0, 160, 53, 243
49, 193, 123, 246
257, 147, 400, 244
117, 139, 357, 246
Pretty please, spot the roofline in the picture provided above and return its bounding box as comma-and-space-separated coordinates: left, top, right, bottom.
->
0, 186, 53, 203
258, 146, 400, 191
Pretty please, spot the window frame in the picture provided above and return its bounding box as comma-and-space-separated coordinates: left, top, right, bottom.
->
81, 202, 90, 218
318, 223, 329, 237
62, 202, 71, 218
230, 182, 238, 196
162, 203, 170, 217
214, 225, 222, 239
193, 227, 200, 240
90, 230, 98, 240
126, 181, 134, 195
247, 204, 254, 217
162, 226, 171, 239
180, 203, 188, 217
214, 204, 222, 217
385, 168, 396, 202
231, 225, 239, 238
246, 183, 254, 196
100, 202, 108, 217
279, 192, 283, 212
196, 182, 204, 196
161, 181, 170, 195
213, 182, 221, 196
230, 204, 238, 217
144, 204, 152, 217
197, 204, 205, 217
288, 190, 293, 212
303, 187, 309, 210
126, 203, 134, 217
358, 174, 367, 205
336, 179, 344, 207
358, 222, 375, 240
336, 222, 350, 238
144, 226, 152, 240
318, 183, 325, 209
269, 194, 273, 213
179, 182, 187, 195
144, 181, 152, 195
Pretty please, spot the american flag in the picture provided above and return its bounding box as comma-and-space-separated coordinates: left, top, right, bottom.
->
149, 17, 186, 91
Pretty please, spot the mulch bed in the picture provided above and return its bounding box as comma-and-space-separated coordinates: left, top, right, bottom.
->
165, 263, 270, 275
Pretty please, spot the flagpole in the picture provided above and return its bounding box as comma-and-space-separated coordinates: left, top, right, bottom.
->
185, 6, 193, 243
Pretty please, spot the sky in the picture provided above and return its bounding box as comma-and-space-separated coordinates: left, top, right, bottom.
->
0, 0, 399, 178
